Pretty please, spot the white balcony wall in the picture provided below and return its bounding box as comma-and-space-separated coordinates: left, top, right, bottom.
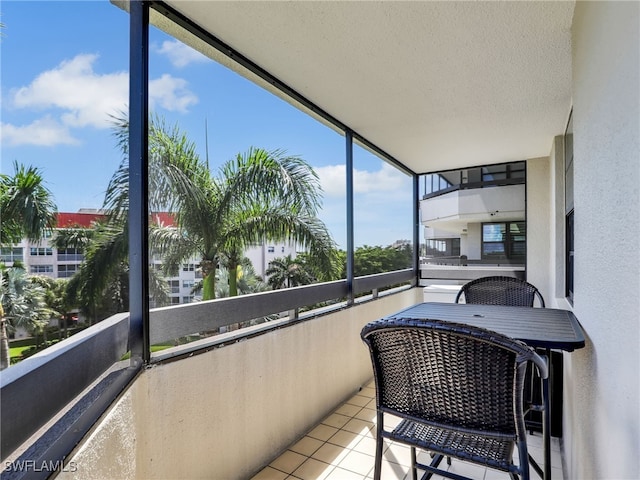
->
465, 223, 482, 260
57, 288, 423, 480
525, 156, 553, 302
563, 2, 639, 478
423, 225, 456, 240
420, 184, 525, 234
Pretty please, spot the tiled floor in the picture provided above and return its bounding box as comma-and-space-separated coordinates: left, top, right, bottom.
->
251, 381, 563, 480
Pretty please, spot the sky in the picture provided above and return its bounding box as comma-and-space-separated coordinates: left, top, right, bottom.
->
0, 1, 415, 249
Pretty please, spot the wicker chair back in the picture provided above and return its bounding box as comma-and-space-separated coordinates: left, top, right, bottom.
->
455, 276, 545, 307
361, 317, 547, 480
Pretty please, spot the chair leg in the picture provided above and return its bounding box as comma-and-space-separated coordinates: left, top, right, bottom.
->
374, 413, 384, 480
411, 447, 417, 480
423, 453, 444, 480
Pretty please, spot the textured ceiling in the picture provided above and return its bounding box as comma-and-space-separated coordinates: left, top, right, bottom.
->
160, 1, 575, 174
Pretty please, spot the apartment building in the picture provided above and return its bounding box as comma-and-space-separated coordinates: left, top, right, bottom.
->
1, 210, 296, 311
420, 161, 527, 285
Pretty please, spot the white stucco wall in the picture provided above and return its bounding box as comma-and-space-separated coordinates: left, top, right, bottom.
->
58, 288, 423, 480
525, 156, 553, 303
564, 2, 640, 478
465, 223, 482, 260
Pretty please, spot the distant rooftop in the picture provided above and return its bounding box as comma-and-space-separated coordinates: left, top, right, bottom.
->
56, 211, 176, 229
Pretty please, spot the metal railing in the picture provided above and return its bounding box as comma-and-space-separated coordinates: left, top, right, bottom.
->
421, 177, 525, 200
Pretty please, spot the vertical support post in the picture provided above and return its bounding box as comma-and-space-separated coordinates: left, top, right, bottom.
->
413, 174, 419, 286
128, 0, 150, 365
345, 130, 355, 305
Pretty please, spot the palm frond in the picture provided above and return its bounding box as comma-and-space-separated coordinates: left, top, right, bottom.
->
0, 161, 57, 244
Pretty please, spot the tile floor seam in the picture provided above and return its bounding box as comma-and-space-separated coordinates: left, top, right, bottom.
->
255, 380, 562, 480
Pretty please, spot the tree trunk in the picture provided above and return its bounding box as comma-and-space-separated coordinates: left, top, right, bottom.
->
1, 318, 10, 370
228, 263, 239, 297
202, 271, 216, 300
200, 259, 218, 301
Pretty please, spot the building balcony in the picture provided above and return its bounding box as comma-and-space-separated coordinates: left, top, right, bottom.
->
2, 272, 428, 479
420, 184, 525, 236
2, 276, 572, 479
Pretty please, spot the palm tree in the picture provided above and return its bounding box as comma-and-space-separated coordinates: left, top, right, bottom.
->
266, 255, 315, 289
0, 267, 52, 370
80, 114, 335, 310
155, 147, 336, 300
54, 220, 169, 323
46, 114, 202, 320
214, 257, 268, 298
0, 161, 57, 245
31, 276, 75, 339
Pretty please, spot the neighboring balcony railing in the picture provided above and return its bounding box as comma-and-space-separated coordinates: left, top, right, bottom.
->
420, 259, 525, 283
422, 177, 525, 200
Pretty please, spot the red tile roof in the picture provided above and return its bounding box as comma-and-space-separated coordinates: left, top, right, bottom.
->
56, 212, 106, 228
56, 212, 177, 228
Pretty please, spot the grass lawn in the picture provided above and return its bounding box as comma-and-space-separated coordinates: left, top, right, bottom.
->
120, 344, 174, 360
10, 345, 33, 360
10, 342, 173, 362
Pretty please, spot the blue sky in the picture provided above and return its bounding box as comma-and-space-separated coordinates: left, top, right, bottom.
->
1, 1, 414, 249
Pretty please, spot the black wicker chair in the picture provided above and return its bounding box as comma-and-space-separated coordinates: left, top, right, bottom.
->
361, 318, 547, 480
455, 276, 547, 435
455, 276, 545, 307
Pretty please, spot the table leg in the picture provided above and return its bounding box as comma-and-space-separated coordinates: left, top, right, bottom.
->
543, 349, 552, 480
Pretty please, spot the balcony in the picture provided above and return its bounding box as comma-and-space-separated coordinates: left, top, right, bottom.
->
3, 281, 569, 479
2, 273, 425, 479
2, 279, 571, 479
1, 1, 638, 479
252, 381, 563, 480
420, 184, 525, 235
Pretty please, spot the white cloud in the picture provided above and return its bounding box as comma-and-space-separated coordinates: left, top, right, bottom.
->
316, 162, 408, 198
4, 53, 199, 147
149, 74, 198, 113
154, 40, 208, 68
315, 162, 414, 248
1, 116, 78, 147
11, 54, 128, 129
315, 164, 346, 197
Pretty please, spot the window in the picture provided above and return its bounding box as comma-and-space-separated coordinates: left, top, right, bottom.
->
57, 264, 78, 278
170, 297, 180, 305
564, 111, 574, 302
168, 280, 180, 294
182, 295, 194, 303
30, 247, 53, 256
482, 222, 526, 260
57, 248, 83, 262
267, 246, 275, 253
182, 263, 195, 272
0, 247, 24, 263
481, 162, 525, 182
423, 173, 453, 195
30, 265, 54, 273
183, 280, 194, 288
425, 238, 460, 257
